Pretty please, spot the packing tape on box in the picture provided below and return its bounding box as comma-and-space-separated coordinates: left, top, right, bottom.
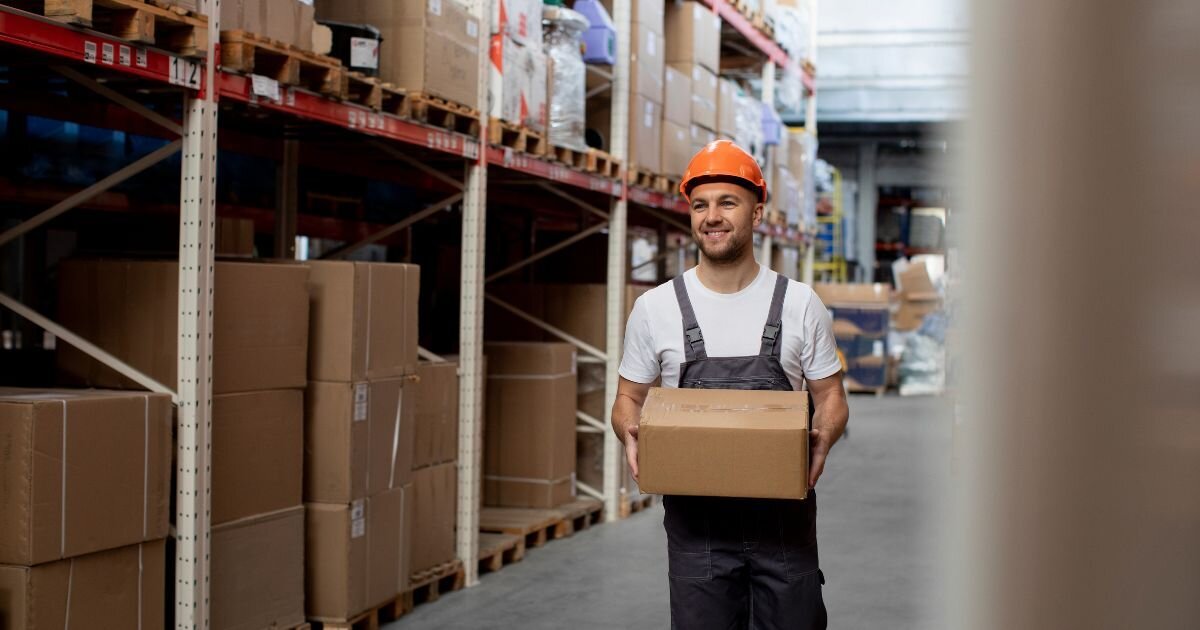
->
64, 558, 73, 628
58, 547, 144, 630
389, 386, 403, 490
364, 269, 373, 376
483, 474, 574, 486
485, 371, 576, 380
659, 402, 800, 413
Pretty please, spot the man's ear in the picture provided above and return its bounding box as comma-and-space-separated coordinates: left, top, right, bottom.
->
753, 202, 765, 226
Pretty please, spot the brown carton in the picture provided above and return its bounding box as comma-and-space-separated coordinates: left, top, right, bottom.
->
632, 0, 665, 27
592, 94, 662, 172
305, 377, 415, 503
306, 261, 420, 382
630, 23, 665, 102
670, 62, 718, 130
306, 487, 410, 621
665, 1, 721, 72
220, 0, 264, 33
813, 283, 892, 307
211, 507, 306, 630
0, 540, 165, 630
413, 361, 459, 470
262, 0, 298, 46
57, 260, 309, 394
663, 65, 692, 126
638, 387, 810, 499
410, 462, 457, 574
315, 0, 481, 108
718, 78, 739, 137
662, 119, 693, 176
484, 343, 577, 508
0, 389, 171, 566
690, 124, 717, 156
213, 389, 303, 525
216, 217, 254, 257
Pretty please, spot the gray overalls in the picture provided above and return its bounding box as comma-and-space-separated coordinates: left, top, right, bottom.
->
665, 274, 827, 630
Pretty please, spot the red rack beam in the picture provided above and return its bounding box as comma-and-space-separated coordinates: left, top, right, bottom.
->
702, 0, 815, 92
485, 146, 619, 196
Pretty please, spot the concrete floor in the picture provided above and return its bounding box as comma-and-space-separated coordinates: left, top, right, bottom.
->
388, 394, 951, 629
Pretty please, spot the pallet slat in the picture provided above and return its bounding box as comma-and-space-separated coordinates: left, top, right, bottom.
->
220, 30, 342, 93
477, 531, 525, 574
488, 118, 547, 156
309, 560, 465, 630
15, 0, 209, 56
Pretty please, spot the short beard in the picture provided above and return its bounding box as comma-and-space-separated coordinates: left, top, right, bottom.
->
695, 230, 750, 265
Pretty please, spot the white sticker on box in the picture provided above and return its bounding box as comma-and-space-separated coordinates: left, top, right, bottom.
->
873, 340, 885, 357
354, 383, 369, 421
351, 517, 366, 538
467, 19, 478, 38
644, 111, 653, 128
251, 74, 281, 101
694, 66, 701, 81
350, 499, 365, 520
428, 0, 442, 16
350, 37, 379, 69
647, 31, 656, 57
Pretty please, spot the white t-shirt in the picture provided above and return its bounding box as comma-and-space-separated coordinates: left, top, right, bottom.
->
618, 265, 842, 389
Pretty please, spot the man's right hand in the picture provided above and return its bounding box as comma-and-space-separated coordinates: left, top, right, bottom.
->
624, 424, 640, 482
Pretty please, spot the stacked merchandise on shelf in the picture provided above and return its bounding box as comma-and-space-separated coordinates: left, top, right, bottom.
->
544, 6, 590, 151
303, 261, 419, 624
813, 283, 891, 392
315, 0, 482, 110
661, 64, 693, 175
484, 284, 647, 502
786, 129, 818, 227
588, 0, 667, 173
776, 63, 804, 113
55, 260, 312, 630
736, 93, 766, 165
222, 0, 317, 51
767, 0, 811, 60
717, 78, 740, 141
666, 0, 721, 168
484, 342, 578, 508
489, 0, 548, 134
0, 388, 172, 629
891, 258, 947, 396
409, 359, 460, 577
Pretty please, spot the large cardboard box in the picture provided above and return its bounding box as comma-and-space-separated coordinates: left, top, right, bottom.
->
638, 387, 810, 499
0, 389, 171, 566
718, 78, 739, 137
305, 377, 415, 503
306, 487, 410, 621
306, 261, 419, 382
630, 23, 664, 102
58, 260, 309, 394
213, 389, 303, 525
895, 263, 942, 332
0, 540, 165, 630
216, 216, 254, 257
211, 507, 306, 630
632, 0, 665, 27
413, 361, 459, 469
220, 0, 263, 33
662, 119, 692, 176
484, 343, 577, 508
670, 63, 718, 130
410, 463, 457, 574
813, 283, 891, 336
665, 1, 721, 72
663, 65, 692, 126
588, 94, 662, 172
690, 124, 717, 156
315, 0, 481, 108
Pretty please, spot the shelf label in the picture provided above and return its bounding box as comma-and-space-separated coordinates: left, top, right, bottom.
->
119, 45, 131, 67
171, 57, 201, 90
285, 88, 296, 106
463, 139, 479, 159
250, 74, 280, 101
83, 41, 97, 64
101, 42, 114, 65
136, 48, 148, 68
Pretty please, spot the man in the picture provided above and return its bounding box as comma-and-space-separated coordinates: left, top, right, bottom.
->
611, 140, 849, 629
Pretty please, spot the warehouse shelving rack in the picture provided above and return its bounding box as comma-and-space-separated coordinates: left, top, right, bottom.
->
0, 0, 816, 623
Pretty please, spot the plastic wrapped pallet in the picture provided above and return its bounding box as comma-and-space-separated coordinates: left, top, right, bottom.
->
544, 7, 589, 151
735, 94, 766, 165
777, 63, 804, 112
492, 0, 543, 51
491, 35, 548, 133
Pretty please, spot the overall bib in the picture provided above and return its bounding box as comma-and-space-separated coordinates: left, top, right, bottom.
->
665, 274, 827, 630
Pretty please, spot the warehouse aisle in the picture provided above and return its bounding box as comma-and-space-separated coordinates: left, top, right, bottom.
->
389, 395, 950, 629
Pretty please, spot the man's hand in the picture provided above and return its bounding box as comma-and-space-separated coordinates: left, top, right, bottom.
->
808, 427, 831, 489
624, 423, 640, 482
806, 372, 849, 489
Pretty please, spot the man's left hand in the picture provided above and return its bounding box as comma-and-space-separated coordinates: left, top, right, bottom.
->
809, 428, 831, 489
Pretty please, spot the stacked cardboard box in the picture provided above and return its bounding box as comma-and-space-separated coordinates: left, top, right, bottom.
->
0, 388, 172, 629
662, 65, 692, 175
717, 78, 739, 139
588, 0, 665, 171
409, 360, 460, 575
223, 0, 316, 51
316, 0, 482, 109
894, 261, 942, 332
56, 260, 311, 630
484, 342, 577, 508
814, 283, 891, 392
303, 261, 418, 622
667, 0, 721, 161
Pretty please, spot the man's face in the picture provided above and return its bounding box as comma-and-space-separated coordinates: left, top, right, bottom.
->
688, 181, 763, 264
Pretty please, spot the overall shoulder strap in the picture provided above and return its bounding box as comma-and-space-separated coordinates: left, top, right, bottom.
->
673, 275, 708, 361
760, 274, 789, 357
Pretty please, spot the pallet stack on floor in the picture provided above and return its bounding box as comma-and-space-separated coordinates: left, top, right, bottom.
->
408, 359, 463, 593
814, 282, 891, 396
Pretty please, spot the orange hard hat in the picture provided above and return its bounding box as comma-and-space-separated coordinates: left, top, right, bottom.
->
679, 139, 767, 202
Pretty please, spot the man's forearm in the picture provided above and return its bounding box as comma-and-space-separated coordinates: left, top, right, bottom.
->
813, 390, 849, 445
611, 394, 640, 442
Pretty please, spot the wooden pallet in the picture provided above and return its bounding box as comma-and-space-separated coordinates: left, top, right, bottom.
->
478, 507, 561, 549
586, 148, 621, 178
548, 144, 586, 169
10, 0, 209, 56
378, 83, 409, 116
753, 12, 775, 39
477, 532, 525, 575
342, 71, 382, 110
309, 560, 465, 630
220, 30, 342, 96
404, 93, 481, 135
488, 118, 547, 156
549, 498, 604, 539
619, 493, 655, 519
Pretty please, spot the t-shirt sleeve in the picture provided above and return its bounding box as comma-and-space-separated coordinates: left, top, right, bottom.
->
801, 291, 843, 381
618, 295, 661, 384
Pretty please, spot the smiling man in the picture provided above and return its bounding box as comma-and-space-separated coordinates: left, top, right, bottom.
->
611, 140, 849, 629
